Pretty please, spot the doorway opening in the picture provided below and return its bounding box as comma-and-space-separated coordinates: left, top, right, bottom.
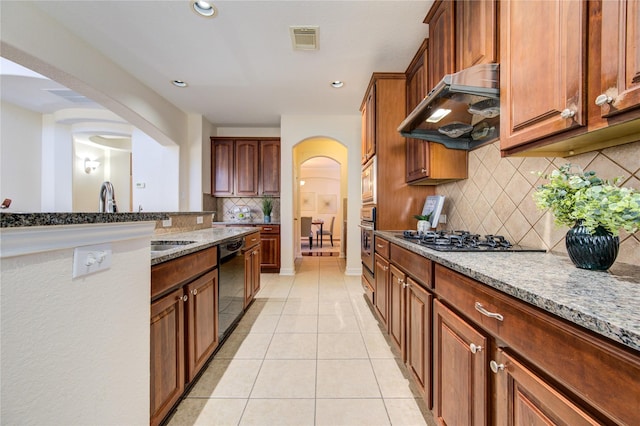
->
293, 138, 347, 259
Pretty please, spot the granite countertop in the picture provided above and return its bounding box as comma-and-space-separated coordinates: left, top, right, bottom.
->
0, 212, 169, 227
213, 220, 280, 225
151, 227, 257, 265
376, 230, 640, 353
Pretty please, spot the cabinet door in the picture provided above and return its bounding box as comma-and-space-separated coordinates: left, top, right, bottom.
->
389, 264, 406, 358
361, 86, 376, 164
150, 288, 185, 426
598, 0, 640, 118
374, 253, 390, 328
259, 232, 280, 272
235, 140, 259, 196
212, 140, 234, 196
493, 349, 601, 426
456, 0, 497, 70
244, 250, 254, 308
406, 44, 430, 182
185, 269, 218, 382
426, 0, 455, 90
252, 245, 261, 296
406, 277, 433, 408
434, 299, 488, 426
260, 140, 280, 195
500, 0, 586, 150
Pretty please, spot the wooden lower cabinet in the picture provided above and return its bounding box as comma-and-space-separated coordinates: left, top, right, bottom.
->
150, 288, 185, 426
433, 299, 488, 426
389, 264, 406, 357
184, 269, 218, 382
493, 349, 601, 426
405, 276, 433, 407
374, 253, 390, 329
243, 234, 261, 309
259, 225, 280, 273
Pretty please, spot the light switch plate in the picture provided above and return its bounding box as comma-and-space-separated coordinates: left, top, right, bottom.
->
196, 216, 203, 224
163, 218, 172, 227
73, 243, 112, 278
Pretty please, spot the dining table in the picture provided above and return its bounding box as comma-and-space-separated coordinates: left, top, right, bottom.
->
312, 219, 324, 247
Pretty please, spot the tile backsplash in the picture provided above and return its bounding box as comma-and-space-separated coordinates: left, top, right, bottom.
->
435, 140, 640, 266
216, 197, 281, 222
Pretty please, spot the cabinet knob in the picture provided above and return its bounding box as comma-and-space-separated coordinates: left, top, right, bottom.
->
181, 295, 188, 302
192, 289, 198, 295
421, 168, 427, 173
560, 108, 576, 119
595, 94, 614, 106
469, 343, 482, 354
490, 360, 505, 374
402, 282, 410, 288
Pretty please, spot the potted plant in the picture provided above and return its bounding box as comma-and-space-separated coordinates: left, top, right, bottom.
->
261, 196, 274, 223
414, 213, 432, 235
533, 163, 640, 270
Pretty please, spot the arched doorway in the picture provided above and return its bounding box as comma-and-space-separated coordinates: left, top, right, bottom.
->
293, 138, 348, 260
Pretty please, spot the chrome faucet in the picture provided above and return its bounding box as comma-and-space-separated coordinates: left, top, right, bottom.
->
99, 181, 118, 213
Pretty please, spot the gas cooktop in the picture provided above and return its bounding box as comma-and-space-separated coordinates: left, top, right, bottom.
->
400, 230, 546, 252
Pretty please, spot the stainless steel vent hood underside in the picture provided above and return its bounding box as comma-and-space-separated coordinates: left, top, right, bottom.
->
398, 63, 500, 150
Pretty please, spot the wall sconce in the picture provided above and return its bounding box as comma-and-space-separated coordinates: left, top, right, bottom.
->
84, 158, 100, 174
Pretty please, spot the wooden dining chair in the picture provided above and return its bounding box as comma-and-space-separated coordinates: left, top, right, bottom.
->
316, 216, 335, 247
301, 216, 313, 248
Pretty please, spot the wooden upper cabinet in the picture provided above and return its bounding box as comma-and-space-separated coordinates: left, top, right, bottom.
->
211, 137, 281, 197
260, 140, 280, 196
500, 0, 586, 151
235, 140, 259, 196
455, 0, 497, 70
212, 139, 234, 196
425, 0, 455, 90
361, 86, 376, 164
597, 0, 640, 120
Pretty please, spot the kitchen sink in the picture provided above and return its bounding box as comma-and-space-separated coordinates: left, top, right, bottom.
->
150, 240, 196, 252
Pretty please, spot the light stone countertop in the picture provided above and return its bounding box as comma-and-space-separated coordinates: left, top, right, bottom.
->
150, 227, 258, 265
376, 230, 640, 353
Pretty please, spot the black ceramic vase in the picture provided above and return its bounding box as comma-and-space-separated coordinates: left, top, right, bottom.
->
565, 221, 619, 271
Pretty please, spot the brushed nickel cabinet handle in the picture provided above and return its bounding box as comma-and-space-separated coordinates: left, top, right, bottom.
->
474, 302, 504, 321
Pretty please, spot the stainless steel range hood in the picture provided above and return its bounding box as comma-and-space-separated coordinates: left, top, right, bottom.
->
398, 63, 500, 150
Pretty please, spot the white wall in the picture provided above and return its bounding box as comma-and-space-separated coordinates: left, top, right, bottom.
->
132, 128, 179, 212
41, 114, 73, 212
0, 222, 154, 425
281, 115, 362, 275
0, 101, 42, 212
72, 142, 108, 211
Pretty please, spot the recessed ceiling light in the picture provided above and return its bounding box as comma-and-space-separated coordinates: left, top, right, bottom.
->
331, 81, 344, 88
172, 80, 188, 88
191, 0, 217, 18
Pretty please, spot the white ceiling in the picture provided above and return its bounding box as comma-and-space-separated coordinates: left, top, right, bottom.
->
1, 0, 433, 128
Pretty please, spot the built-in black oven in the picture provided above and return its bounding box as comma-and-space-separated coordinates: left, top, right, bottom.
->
359, 206, 376, 274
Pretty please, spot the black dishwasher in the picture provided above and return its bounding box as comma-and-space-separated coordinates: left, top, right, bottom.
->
218, 238, 245, 341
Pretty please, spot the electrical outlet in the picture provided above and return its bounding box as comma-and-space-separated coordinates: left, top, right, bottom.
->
135, 182, 146, 188
73, 244, 112, 278
163, 218, 172, 227
439, 214, 447, 224
196, 216, 203, 224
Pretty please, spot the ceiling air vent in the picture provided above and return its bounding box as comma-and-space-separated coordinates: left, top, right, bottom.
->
289, 26, 319, 50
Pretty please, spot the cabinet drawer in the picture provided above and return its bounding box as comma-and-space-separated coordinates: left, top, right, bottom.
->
259, 225, 279, 234
151, 246, 217, 300
390, 243, 432, 289
374, 237, 390, 258
434, 264, 640, 425
244, 232, 261, 249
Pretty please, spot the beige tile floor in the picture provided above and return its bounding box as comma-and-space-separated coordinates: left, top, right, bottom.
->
167, 256, 433, 426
